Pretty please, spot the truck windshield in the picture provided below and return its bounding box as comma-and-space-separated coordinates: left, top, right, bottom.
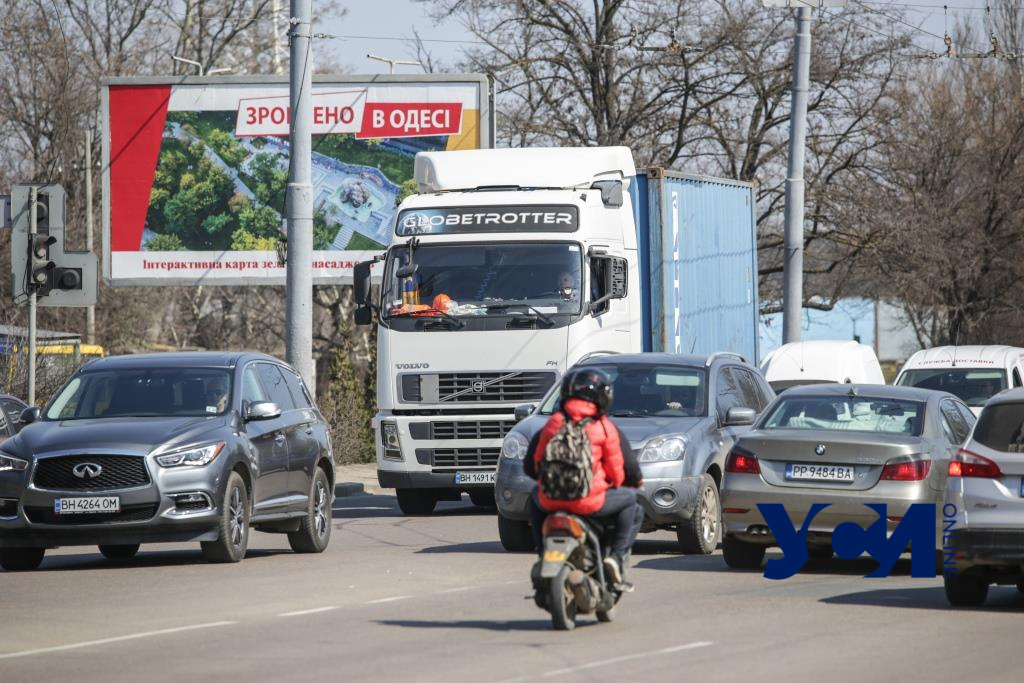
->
382, 242, 584, 318
896, 369, 1007, 407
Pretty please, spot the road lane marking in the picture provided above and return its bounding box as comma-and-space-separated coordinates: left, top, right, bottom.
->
496, 641, 714, 683
0, 621, 237, 660
278, 606, 340, 617
365, 595, 412, 604
438, 586, 475, 594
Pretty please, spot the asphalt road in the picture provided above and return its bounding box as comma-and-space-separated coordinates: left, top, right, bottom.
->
2, 490, 1023, 683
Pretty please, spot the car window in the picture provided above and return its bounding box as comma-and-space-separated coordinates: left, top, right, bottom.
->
716, 367, 743, 422
0, 411, 11, 437
940, 400, 971, 444
281, 367, 313, 409
954, 401, 977, 430
762, 396, 926, 435
1, 399, 23, 425
242, 366, 269, 405
539, 364, 707, 418
972, 402, 1024, 452
589, 257, 609, 314
1014, 368, 1023, 388
732, 368, 766, 412
256, 363, 296, 411
897, 368, 1007, 407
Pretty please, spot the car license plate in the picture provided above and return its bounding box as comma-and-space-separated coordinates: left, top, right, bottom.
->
785, 464, 855, 483
453, 471, 495, 485
53, 496, 121, 514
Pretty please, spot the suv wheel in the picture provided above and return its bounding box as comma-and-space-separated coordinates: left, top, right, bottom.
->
99, 544, 140, 561
201, 472, 249, 563
0, 547, 45, 571
396, 488, 437, 515
722, 535, 766, 569
944, 573, 989, 607
676, 474, 720, 554
289, 467, 332, 553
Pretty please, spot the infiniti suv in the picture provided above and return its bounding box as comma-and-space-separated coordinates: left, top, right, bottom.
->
0, 352, 334, 570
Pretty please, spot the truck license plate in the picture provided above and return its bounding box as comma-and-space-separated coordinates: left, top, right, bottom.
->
454, 471, 495, 485
54, 497, 121, 514
785, 464, 854, 483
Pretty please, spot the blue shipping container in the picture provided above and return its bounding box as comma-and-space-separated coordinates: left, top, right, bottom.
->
629, 169, 759, 362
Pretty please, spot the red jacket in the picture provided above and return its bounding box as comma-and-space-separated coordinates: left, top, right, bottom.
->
532, 398, 626, 515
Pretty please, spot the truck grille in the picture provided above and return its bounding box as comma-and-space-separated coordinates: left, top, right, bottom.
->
437, 371, 555, 403
24, 503, 159, 525
424, 448, 501, 470
431, 420, 515, 440
33, 455, 150, 491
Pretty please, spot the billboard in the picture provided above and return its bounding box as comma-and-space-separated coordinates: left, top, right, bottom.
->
101, 75, 493, 286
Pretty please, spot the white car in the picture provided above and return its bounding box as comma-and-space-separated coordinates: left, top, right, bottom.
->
895, 345, 1024, 416
943, 388, 1024, 606
759, 340, 885, 393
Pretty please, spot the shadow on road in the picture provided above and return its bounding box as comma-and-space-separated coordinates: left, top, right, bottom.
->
634, 552, 921, 576
331, 492, 497, 520
822, 585, 1024, 611
417, 540, 506, 554
376, 618, 580, 632
28, 547, 293, 572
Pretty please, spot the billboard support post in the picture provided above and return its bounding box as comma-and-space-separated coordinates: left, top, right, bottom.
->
85, 129, 96, 345
27, 186, 38, 406
286, 0, 315, 392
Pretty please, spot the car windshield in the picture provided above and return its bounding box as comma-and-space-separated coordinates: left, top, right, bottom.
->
762, 396, 925, 435
382, 242, 584, 318
45, 368, 233, 420
896, 369, 1007, 407
539, 364, 707, 418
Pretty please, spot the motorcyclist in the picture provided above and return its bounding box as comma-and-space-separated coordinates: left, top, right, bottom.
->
524, 367, 643, 584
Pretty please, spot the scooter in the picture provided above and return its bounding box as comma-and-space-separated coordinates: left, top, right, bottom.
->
531, 511, 627, 630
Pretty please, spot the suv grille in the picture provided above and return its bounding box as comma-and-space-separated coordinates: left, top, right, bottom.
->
424, 448, 501, 470
33, 455, 150, 491
24, 503, 159, 525
432, 420, 515, 440
437, 371, 555, 403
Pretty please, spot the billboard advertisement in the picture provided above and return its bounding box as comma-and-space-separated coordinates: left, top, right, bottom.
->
101, 75, 493, 286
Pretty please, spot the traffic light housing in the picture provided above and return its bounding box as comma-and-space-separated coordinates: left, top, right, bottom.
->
9, 184, 97, 306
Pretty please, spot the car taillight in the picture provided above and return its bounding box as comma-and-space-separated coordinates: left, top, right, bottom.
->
949, 449, 1002, 478
542, 514, 586, 538
879, 458, 931, 481
725, 447, 760, 475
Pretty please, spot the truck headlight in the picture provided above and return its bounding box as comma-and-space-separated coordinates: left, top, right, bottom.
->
502, 431, 529, 460
638, 435, 687, 463
382, 422, 402, 461
0, 452, 29, 472
155, 442, 225, 467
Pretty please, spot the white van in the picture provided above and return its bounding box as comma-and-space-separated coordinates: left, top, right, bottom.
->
894, 345, 1024, 416
758, 340, 885, 393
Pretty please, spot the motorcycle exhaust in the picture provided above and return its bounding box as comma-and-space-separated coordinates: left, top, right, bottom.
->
568, 569, 599, 613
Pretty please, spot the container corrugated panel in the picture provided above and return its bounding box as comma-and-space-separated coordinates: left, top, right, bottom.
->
633, 170, 758, 361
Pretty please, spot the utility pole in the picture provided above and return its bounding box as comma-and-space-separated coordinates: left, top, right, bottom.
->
85, 130, 95, 345
764, 0, 846, 344
286, 0, 315, 392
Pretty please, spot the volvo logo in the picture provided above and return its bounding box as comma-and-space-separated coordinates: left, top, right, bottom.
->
471, 381, 485, 393
72, 462, 103, 479
396, 363, 429, 370
814, 444, 827, 456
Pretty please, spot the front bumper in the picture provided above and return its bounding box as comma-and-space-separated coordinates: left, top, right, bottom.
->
495, 456, 534, 521
637, 474, 702, 528
0, 458, 227, 549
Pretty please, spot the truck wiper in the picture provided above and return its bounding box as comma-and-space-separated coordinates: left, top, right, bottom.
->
485, 303, 554, 326
389, 307, 465, 328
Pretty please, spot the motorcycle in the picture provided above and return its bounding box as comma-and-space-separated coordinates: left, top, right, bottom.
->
531, 511, 627, 630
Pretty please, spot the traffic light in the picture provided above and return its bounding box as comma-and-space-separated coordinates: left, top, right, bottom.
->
29, 190, 58, 294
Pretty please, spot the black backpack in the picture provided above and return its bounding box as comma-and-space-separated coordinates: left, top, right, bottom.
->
539, 412, 596, 500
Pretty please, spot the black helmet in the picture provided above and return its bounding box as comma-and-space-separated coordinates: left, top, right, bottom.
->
560, 367, 613, 413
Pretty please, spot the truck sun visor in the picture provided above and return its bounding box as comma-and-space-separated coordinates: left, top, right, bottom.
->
396, 205, 579, 236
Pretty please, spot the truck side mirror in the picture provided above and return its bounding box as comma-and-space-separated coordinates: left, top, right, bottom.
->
609, 257, 627, 298
353, 306, 373, 326
353, 260, 373, 306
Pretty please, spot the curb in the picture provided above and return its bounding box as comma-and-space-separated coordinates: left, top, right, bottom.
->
334, 482, 366, 498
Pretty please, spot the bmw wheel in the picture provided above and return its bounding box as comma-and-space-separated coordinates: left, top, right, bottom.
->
722, 535, 766, 570
201, 472, 249, 563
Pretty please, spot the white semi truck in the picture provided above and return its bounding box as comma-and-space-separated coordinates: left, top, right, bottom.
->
353, 147, 758, 514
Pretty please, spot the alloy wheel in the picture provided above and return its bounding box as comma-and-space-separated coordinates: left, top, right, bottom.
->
701, 485, 719, 547
229, 486, 245, 547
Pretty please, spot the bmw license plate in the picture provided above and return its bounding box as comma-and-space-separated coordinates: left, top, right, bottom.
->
54, 497, 121, 514
453, 471, 495, 485
785, 464, 855, 483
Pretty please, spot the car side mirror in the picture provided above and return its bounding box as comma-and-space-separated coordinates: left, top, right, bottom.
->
245, 401, 281, 422
353, 306, 373, 326
18, 406, 40, 425
724, 406, 756, 427
514, 403, 535, 423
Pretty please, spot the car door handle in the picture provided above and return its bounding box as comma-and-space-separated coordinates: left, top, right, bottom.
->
304, 425, 314, 435
274, 433, 286, 446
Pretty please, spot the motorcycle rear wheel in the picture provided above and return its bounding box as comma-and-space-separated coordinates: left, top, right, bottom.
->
548, 565, 577, 631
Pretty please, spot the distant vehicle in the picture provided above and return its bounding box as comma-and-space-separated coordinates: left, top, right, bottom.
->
759, 340, 885, 393
496, 352, 775, 554
0, 352, 334, 571
943, 389, 1024, 606
0, 394, 28, 436
895, 345, 1024, 416
720, 384, 975, 570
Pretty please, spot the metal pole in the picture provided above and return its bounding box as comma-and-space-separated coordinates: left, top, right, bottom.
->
85, 130, 96, 345
782, 6, 812, 344
27, 186, 38, 405
286, 0, 315, 392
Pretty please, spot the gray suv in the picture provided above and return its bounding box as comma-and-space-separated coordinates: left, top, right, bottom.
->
495, 352, 774, 553
0, 352, 334, 570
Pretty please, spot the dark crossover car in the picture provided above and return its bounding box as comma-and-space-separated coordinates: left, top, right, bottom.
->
0, 352, 334, 570
495, 352, 775, 553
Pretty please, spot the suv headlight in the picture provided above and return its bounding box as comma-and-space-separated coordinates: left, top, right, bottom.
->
155, 442, 225, 467
638, 435, 688, 463
502, 431, 529, 460
0, 452, 29, 472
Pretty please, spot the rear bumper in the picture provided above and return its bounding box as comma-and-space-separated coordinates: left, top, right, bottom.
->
954, 529, 1024, 564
